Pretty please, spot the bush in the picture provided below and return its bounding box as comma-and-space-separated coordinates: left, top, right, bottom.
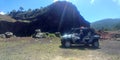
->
48, 33, 56, 38
42, 33, 47, 38
45, 32, 49, 36
0, 34, 6, 38
55, 32, 61, 37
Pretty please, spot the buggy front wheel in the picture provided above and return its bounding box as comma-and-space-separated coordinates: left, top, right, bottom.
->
64, 41, 71, 48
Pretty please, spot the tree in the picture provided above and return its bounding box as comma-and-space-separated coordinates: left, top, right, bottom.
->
9, 10, 17, 17
19, 7, 24, 11
115, 22, 120, 30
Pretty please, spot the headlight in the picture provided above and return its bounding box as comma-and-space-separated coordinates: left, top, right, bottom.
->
63, 34, 68, 37
94, 35, 100, 38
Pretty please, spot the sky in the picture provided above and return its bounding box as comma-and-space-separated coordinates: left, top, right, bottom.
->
0, 0, 120, 22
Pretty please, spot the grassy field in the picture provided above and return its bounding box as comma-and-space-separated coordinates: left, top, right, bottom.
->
0, 37, 120, 60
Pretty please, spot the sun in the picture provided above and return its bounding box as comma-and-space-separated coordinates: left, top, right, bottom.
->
53, 0, 58, 2
53, 0, 69, 2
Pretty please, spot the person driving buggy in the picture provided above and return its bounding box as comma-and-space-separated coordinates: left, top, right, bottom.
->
79, 26, 95, 43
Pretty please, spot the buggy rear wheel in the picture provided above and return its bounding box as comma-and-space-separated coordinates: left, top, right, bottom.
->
92, 41, 99, 48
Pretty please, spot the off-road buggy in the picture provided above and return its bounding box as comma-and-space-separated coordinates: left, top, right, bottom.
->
61, 27, 100, 48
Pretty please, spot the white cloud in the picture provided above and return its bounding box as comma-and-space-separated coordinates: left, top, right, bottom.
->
90, 0, 95, 4
0, 11, 6, 15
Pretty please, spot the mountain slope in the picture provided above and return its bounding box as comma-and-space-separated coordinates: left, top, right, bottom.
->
27, 1, 90, 34
91, 18, 120, 30
1, 1, 90, 36
0, 15, 16, 22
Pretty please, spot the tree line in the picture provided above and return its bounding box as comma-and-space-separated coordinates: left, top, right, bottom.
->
8, 7, 48, 21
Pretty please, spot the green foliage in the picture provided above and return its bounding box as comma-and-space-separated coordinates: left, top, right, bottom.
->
100, 27, 109, 31
45, 32, 49, 36
48, 33, 56, 38
42, 33, 48, 38
104, 28, 109, 31
19, 7, 24, 11
55, 32, 61, 37
8, 7, 48, 21
115, 22, 120, 30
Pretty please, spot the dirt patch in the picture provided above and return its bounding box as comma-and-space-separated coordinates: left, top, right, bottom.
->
98, 40, 120, 55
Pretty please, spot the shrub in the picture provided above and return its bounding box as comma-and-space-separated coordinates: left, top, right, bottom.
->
45, 32, 49, 36
42, 33, 47, 38
48, 33, 56, 38
55, 32, 61, 37
0, 34, 6, 38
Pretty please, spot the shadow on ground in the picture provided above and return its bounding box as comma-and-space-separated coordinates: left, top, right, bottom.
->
59, 45, 100, 50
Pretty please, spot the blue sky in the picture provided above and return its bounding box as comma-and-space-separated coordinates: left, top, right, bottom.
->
0, 0, 120, 22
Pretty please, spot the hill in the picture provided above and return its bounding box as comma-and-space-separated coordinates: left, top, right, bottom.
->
91, 18, 120, 30
27, 1, 90, 34
7, 1, 90, 36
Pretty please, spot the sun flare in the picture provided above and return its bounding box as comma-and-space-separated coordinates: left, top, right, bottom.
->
53, 0, 69, 2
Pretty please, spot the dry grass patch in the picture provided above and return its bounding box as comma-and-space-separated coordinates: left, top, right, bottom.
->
0, 37, 120, 60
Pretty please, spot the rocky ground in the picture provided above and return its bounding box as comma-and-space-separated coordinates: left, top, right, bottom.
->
0, 37, 120, 60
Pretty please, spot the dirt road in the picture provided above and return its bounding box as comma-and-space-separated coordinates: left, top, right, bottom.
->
0, 37, 120, 60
